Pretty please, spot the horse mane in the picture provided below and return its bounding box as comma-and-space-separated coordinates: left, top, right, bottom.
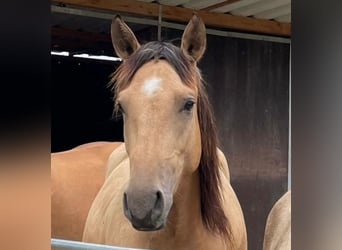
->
197, 84, 232, 240
109, 41, 232, 241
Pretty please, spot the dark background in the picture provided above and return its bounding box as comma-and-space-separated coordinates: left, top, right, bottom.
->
51, 58, 123, 151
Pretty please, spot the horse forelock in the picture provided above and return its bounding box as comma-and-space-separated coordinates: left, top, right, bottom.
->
109, 41, 198, 98
109, 41, 232, 242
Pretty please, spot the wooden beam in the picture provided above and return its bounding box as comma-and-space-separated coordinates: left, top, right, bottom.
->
51, 27, 114, 54
201, 0, 241, 11
51, 27, 111, 42
51, 0, 291, 36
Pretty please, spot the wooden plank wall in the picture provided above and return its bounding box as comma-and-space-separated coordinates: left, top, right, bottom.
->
201, 35, 290, 250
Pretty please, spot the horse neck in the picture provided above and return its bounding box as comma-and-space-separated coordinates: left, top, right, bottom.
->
165, 169, 204, 238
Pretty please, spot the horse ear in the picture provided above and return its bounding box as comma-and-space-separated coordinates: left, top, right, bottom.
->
111, 15, 140, 60
181, 14, 207, 62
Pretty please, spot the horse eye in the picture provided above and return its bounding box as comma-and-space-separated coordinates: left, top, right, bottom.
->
183, 100, 195, 112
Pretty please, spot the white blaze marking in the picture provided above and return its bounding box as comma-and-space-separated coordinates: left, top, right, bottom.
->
141, 77, 162, 96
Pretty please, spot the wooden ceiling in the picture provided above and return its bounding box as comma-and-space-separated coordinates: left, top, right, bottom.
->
51, 0, 290, 36
51, 0, 291, 55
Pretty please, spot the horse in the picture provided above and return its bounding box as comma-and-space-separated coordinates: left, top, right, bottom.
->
263, 190, 291, 250
51, 141, 122, 241
82, 14, 247, 250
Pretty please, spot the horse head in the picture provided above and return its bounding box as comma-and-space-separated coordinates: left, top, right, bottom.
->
110, 15, 226, 236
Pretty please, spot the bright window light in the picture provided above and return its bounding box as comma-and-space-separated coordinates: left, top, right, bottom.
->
51, 50, 122, 62
73, 53, 122, 62
51, 51, 69, 56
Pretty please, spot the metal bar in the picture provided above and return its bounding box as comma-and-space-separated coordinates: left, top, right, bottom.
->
51, 5, 290, 44
288, 45, 291, 191
51, 238, 149, 250
157, 2, 162, 41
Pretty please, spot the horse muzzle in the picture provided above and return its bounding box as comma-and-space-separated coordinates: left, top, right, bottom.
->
123, 189, 167, 231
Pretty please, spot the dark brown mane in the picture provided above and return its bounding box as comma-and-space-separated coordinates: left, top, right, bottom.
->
110, 41, 232, 241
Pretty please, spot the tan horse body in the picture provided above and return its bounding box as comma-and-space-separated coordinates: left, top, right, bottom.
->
51, 141, 122, 241
263, 190, 291, 250
84, 144, 244, 250
82, 15, 247, 250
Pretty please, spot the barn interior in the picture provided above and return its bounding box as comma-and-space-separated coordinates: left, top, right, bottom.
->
51, 1, 291, 249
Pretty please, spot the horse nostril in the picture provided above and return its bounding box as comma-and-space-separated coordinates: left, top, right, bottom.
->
155, 191, 163, 209
123, 192, 132, 220
151, 191, 164, 221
